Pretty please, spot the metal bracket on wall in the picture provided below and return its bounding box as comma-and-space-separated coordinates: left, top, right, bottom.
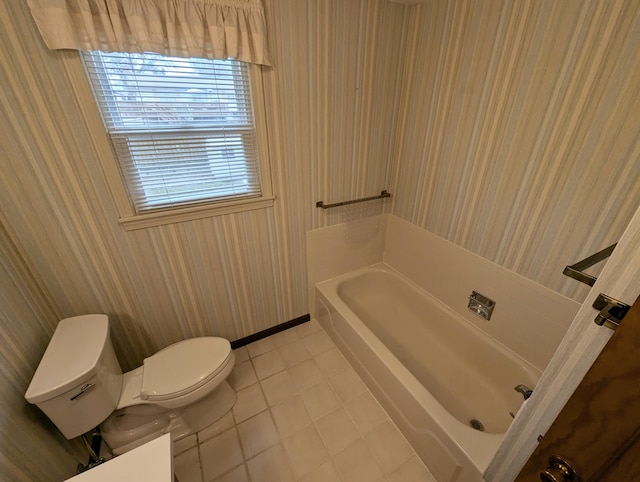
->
562, 243, 617, 286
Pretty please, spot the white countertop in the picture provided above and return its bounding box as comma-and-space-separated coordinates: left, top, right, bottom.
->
64, 434, 173, 482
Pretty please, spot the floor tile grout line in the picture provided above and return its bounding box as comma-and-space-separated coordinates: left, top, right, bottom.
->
252, 332, 391, 477
233, 366, 301, 481
245, 334, 347, 479
274, 341, 384, 479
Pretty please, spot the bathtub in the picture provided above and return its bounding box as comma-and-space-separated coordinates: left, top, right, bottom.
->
315, 264, 540, 482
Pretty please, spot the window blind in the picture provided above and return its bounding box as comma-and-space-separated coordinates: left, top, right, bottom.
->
81, 51, 261, 213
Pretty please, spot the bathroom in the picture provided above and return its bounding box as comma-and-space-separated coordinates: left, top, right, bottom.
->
2, 0, 640, 480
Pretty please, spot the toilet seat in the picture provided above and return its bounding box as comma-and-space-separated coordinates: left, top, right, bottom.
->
141, 337, 232, 402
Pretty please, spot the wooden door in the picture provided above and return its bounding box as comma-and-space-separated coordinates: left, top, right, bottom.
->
515, 294, 640, 481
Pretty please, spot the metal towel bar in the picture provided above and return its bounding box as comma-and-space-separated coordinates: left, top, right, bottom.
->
315, 190, 391, 209
562, 243, 617, 286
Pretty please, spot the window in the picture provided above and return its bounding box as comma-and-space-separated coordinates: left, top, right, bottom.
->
81, 51, 271, 222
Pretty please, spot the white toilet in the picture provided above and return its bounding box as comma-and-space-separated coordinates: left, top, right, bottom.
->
25, 314, 236, 455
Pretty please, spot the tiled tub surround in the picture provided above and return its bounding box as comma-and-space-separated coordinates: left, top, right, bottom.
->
316, 265, 540, 482
171, 320, 434, 482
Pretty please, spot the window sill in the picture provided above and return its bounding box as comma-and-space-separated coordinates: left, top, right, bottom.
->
118, 196, 275, 231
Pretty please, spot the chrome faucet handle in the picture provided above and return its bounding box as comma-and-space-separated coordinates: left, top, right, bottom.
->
514, 384, 533, 400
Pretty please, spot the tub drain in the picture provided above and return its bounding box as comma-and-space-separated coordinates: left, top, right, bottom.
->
469, 418, 485, 432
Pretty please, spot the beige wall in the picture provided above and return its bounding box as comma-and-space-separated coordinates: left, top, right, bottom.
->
0, 214, 85, 480
391, 0, 640, 301
2, 0, 640, 478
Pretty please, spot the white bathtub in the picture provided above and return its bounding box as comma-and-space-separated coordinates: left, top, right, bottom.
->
315, 264, 540, 482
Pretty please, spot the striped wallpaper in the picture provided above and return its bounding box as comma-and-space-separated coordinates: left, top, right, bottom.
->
0, 212, 85, 479
1, 0, 640, 478
391, 0, 640, 301
263, 0, 406, 232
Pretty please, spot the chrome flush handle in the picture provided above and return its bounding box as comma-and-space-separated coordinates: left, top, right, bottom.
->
70, 383, 96, 401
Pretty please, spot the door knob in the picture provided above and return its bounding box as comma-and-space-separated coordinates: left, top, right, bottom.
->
540, 455, 580, 482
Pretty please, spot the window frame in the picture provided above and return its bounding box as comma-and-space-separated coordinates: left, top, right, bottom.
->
67, 52, 274, 231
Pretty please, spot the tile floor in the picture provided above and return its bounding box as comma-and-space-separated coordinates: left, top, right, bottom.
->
171, 319, 437, 482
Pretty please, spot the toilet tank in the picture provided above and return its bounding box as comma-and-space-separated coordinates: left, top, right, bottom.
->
25, 314, 123, 439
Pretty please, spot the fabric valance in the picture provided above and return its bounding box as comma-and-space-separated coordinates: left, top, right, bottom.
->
27, 0, 272, 66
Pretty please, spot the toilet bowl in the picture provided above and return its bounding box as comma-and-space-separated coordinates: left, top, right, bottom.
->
25, 314, 237, 455
101, 337, 236, 454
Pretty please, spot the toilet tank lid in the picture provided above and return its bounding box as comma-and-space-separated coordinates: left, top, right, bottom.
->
25, 314, 111, 404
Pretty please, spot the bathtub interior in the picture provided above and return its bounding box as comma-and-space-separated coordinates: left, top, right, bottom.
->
315, 263, 542, 481
335, 268, 540, 434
